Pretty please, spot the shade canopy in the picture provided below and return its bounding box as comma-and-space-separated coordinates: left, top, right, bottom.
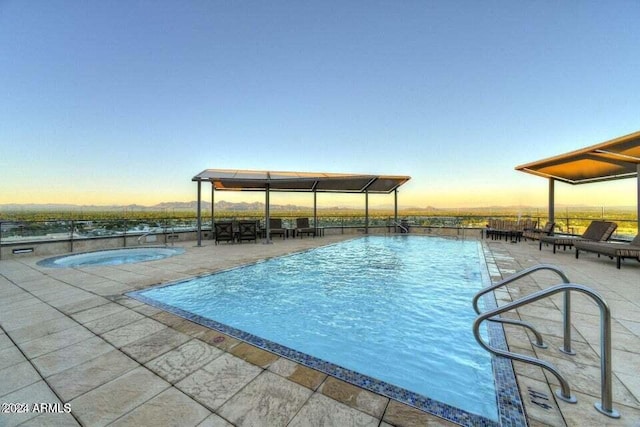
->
193, 169, 411, 193
515, 131, 640, 232
515, 130, 640, 184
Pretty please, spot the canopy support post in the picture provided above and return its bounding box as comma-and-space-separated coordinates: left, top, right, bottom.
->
637, 164, 640, 233
313, 190, 318, 234
211, 181, 216, 239
196, 180, 202, 247
264, 183, 272, 244
548, 178, 555, 224
394, 189, 398, 233
365, 190, 369, 234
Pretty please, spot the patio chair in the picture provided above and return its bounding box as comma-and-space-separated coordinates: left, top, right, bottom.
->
523, 221, 555, 241
575, 234, 640, 269
269, 218, 287, 240
237, 220, 258, 243
214, 221, 235, 244
539, 220, 617, 253
295, 218, 316, 238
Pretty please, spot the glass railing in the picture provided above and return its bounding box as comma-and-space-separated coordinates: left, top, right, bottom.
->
2, 214, 637, 245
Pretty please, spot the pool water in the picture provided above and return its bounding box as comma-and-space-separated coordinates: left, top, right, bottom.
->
38, 247, 185, 268
134, 236, 499, 422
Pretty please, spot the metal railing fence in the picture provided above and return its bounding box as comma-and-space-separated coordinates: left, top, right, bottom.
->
2, 213, 637, 247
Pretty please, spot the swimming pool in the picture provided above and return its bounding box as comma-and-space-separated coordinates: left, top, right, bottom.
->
37, 247, 185, 268
131, 236, 524, 425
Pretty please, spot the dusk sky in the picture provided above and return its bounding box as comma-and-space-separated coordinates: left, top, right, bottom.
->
1, 1, 638, 209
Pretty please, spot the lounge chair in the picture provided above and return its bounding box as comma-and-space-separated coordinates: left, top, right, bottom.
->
237, 220, 258, 243
295, 218, 316, 238
539, 220, 617, 253
269, 218, 287, 240
214, 221, 235, 244
487, 219, 531, 242
575, 234, 640, 269
486, 219, 505, 240
523, 221, 555, 241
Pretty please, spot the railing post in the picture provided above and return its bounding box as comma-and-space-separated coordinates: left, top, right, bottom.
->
560, 290, 575, 355
70, 220, 74, 253
595, 301, 619, 418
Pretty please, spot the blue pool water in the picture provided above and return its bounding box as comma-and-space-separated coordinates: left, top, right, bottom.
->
38, 247, 185, 268
134, 236, 500, 422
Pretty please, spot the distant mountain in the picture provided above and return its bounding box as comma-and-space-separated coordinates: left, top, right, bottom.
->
0, 201, 314, 212
1, 202, 635, 212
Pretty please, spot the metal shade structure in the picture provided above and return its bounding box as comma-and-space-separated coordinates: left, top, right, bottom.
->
515, 130, 640, 230
192, 169, 411, 245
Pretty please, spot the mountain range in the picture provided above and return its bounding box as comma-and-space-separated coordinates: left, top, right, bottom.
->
0, 202, 635, 212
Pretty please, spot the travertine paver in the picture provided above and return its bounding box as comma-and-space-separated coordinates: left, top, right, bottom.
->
38, 288, 93, 304
556, 389, 640, 427
109, 387, 211, 426
82, 309, 146, 335
19, 325, 95, 359
69, 366, 170, 426
7, 316, 80, 344
0, 303, 63, 332
32, 335, 114, 377
0, 295, 42, 313
70, 302, 128, 324
217, 371, 313, 426
268, 357, 327, 391
540, 354, 640, 408
120, 327, 191, 363
176, 353, 261, 411
197, 329, 242, 351
0, 345, 26, 371
80, 280, 132, 296
289, 393, 379, 426
0, 331, 14, 350
100, 317, 167, 348
0, 381, 65, 427
47, 350, 139, 402
146, 339, 223, 384
229, 342, 279, 368
197, 414, 234, 427
383, 400, 458, 426
54, 295, 111, 315
19, 412, 80, 426
0, 360, 41, 397
319, 376, 388, 418
617, 372, 640, 404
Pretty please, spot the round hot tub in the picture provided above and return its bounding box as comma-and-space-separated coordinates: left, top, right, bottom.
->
37, 247, 185, 268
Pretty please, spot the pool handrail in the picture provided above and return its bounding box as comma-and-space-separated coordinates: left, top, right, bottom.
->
473, 263, 574, 354
474, 282, 620, 418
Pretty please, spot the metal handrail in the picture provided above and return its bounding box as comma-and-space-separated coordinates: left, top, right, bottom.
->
390, 220, 409, 233
474, 283, 620, 418
473, 264, 574, 354
473, 264, 569, 312
136, 229, 156, 245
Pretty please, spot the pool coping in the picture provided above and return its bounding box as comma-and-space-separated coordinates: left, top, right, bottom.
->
127, 236, 527, 427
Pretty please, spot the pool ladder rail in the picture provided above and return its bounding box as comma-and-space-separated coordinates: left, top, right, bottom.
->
472, 264, 620, 419
136, 226, 177, 246
390, 221, 409, 233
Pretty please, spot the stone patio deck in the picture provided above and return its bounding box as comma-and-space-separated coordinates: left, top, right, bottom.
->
0, 234, 638, 426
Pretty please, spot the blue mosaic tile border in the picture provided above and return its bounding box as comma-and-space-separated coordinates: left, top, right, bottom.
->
128, 237, 526, 427
480, 243, 527, 427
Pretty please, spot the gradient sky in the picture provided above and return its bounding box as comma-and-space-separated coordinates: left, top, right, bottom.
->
1, 1, 639, 209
